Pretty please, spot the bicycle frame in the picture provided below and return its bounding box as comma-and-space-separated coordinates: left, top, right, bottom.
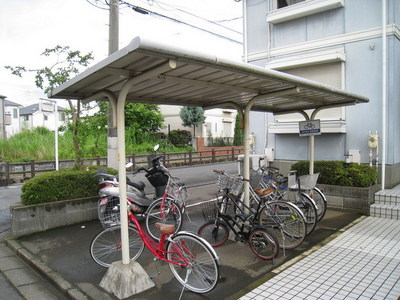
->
127, 211, 189, 268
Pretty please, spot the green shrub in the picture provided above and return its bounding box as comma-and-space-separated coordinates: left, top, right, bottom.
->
290, 161, 377, 187
21, 166, 117, 205
168, 130, 192, 147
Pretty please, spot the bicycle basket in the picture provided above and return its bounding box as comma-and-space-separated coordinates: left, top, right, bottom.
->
201, 201, 218, 222
250, 169, 262, 189
98, 197, 120, 228
218, 174, 243, 197
165, 177, 189, 207
288, 173, 319, 190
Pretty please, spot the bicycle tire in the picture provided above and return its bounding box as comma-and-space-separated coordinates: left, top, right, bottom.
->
198, 219, 229, 247
308, 187, 327, 222
90, 225, 144, 268
167, 232, 219, 293
145, 197, 183, 240
258, 200, 306, 249
292, 193, 318, 236
248, 228, 279, 260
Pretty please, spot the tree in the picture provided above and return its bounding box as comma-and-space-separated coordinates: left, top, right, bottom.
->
97, 101, 163, 144
180, 106, 206, 137
5, 45, 94, 167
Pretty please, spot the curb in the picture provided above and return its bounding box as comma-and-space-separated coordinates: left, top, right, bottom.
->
5, 237, 90, 300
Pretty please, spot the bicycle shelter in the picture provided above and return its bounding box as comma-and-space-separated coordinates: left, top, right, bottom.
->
48, 37, 368, 275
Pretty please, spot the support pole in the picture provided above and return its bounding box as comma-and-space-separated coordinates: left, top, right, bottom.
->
116, 61, 177, 264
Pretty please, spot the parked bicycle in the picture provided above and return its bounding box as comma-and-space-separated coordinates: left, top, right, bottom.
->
198, 171, 279, 260
95, 147, 188, 239
254, 158, 327, 222
202, 170, 306, 250
145, 175, 189, 240
90, 196, 219, 294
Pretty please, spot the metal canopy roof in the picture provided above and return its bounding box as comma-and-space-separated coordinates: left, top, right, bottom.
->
48, 37, 368, 113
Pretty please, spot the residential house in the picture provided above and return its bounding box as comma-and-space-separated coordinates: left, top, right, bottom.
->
243, 0, 399, 187
160, 105, 237, 140
19, 99, 67, 132
4, 99, 23, 137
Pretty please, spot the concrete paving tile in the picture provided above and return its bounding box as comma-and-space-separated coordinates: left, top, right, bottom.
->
17, 282, 60, 300
3, 268, 39, 286
0, 256, 26, 271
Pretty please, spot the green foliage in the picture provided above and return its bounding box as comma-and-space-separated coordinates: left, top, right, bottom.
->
0, 127, 192, 162
0, 127, 55, 161
96, 102, 163, 144
290, 161, 377, 187
233, 114, 243, 146
20, 166, 117, 205
168, 130, 192, 147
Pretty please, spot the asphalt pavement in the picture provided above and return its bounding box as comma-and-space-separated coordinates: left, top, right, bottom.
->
0, 162, 367, 299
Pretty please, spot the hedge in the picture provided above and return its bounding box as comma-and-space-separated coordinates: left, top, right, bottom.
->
21, 166, 117, 205
290, 161, 377, 188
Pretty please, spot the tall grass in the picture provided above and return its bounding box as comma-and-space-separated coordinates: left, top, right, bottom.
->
0, 127, 193, 162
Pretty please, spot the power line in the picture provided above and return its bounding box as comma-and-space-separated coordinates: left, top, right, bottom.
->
150, 0, 242, 35
120, 0, 242, 44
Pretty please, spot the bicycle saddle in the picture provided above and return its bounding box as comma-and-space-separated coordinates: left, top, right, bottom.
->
155, 223, 176, 234
254, 187, 274, 197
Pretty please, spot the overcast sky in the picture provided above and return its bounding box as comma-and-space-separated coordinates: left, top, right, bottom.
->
0, 0, 243, 107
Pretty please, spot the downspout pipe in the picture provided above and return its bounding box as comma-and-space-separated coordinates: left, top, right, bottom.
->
117, 60, 177, 264
381, 0, 387, 189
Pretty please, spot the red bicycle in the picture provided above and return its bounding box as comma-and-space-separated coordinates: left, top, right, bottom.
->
90, 196, 219, 294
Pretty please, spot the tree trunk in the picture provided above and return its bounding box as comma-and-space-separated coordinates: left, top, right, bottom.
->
67, 99, 82, 167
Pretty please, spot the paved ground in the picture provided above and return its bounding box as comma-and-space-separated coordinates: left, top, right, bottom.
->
9, 184, 362, 300
239, 217, 400, 300
1, 162, 399, 299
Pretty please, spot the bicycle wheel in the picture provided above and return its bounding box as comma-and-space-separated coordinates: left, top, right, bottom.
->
308, 187, 327, 222
145, 197, 182, 240
258, 200, 306, 249
198, 219, 229, 247
90, 225, 144, 267
291, 193, 318, 236
167, 232, 219, 293
248, 228, 279, 260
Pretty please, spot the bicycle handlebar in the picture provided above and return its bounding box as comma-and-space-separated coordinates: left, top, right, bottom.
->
213, 169, 224, 174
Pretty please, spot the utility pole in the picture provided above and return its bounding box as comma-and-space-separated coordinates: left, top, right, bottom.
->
109, 0, 119, 54
107, 0, 119, 169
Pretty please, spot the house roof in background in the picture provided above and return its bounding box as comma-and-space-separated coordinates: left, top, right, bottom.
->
19, 103, 66, 116
5, 100, 22, 107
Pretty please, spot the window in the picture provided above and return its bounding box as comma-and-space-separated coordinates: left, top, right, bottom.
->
268, 0, 344, 24
277, 0, 305, 9
24, 115, 29, 121
59, 112, 65, 122
44, 115, 48, 121
13, 108, 18, 119
269, 62, 346, 134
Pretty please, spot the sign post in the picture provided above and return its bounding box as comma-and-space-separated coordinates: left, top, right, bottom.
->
299, 120, 321, 175
299, 120, 321, 137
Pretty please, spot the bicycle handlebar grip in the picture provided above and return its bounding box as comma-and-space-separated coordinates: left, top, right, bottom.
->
213, 169, 223, 174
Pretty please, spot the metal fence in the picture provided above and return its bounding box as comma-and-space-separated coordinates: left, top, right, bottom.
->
0, 148, 244, 186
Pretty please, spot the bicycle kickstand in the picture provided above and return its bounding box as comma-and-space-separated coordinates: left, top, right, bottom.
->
178, 268, 192, 300
149, 257, 161, 279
